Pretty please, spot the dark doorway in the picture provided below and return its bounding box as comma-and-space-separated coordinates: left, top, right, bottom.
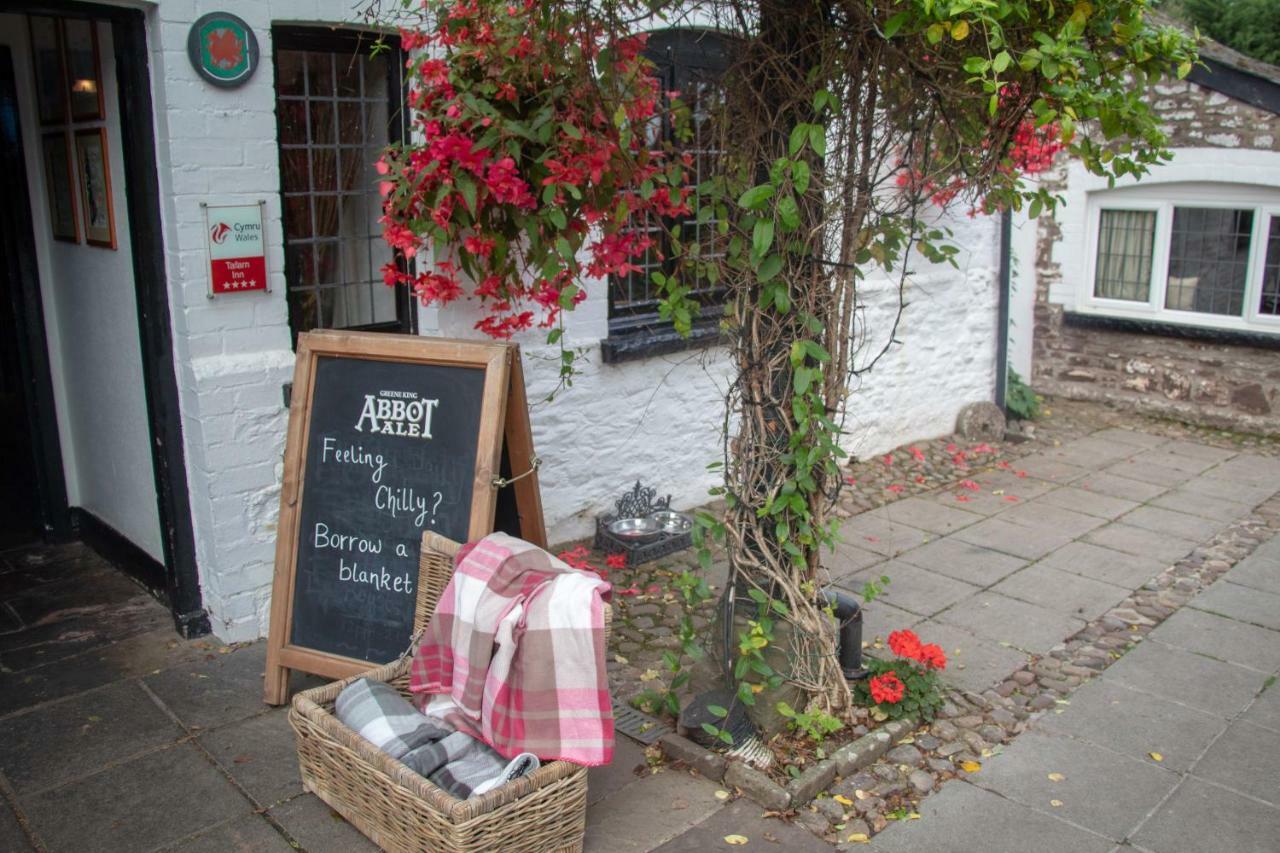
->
0, 44, 69, 551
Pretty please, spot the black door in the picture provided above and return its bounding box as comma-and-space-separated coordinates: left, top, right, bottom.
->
0, 45, 69, 549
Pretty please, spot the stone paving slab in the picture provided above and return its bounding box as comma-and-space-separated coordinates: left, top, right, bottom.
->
650, 797, 832, 852
1008, 453, 1092, 484
837, 515, 934, 557
869, 777, 1114, 853
1149, 488, 1256, 522
896, 537, 1028, 587
997, 500, 1109, 538
1032, 541, 1169, 589
0, 801, 28, 852
1102, 639, 1265, 718
0, 680, 185, 795
908, 620, 1031, 694
824, 541, 886, 582
953, 517, 1077, 561
1072, 470, 1169, 503
964, 730, 1178, 841
837, 561, 980, 619
143, 643, 274, 732
1150, 606, 1280, 674
1127, 446, 1225, 475
1178, 472, 1279, 506
1037, 435, 1144, 468
1100, 460, 1194, 488
160, 814, 294, 853
1242, 683, 1280, 733
1117, 505, 1230, 542
869, 497, 984, 535
1036, 486, 1139, 520
268, 793, 379, 853
1130, 776, 1280, 853
1200, 453, 1280, 488
860, 599, 924, 639
1083, 523, 1200, 565
22, 744, 250, 853
1192, 719, 1280, 807
1189, 580, 1280, 631
1088, 427, 1168, 449
1033, 678, 1222, 773
1224, 550, 1280, 596
583, 767, 725, 852
935, 592, 1086, 654
587, 735, 649, 806
199, 710, 304, 808
991, 563, 1128, 623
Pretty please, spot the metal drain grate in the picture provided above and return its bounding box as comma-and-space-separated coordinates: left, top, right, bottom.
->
612, 700, 674, 745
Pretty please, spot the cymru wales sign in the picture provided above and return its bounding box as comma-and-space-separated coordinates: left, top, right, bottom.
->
187, 12, 259, 89
204, 202, 269, 296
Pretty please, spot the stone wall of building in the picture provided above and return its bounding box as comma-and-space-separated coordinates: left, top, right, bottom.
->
1030, 76, 1280, 436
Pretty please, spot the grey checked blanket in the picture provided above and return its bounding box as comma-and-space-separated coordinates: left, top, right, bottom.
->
336, 678, 539, 799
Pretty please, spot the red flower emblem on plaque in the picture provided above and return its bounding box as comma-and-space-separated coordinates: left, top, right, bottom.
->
206, 29, 244, 70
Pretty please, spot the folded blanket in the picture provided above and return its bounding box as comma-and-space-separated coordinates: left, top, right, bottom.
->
336, 678, 540, 799
334, 678, 451, 760
409, 532, 614, 766
401, 732, 541, 799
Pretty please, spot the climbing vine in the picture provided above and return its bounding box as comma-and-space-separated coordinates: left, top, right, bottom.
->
374, 0, 1198, 726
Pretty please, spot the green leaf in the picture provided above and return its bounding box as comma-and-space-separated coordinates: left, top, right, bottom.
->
992, 50, 1012, 73
789, 124, 808, 157
707, 703, 729, 718
883, 11, 909, 39
752, 220, 775, 257
777, 194, 801, 231
757, 254, 783, 283
791, 160, 811, 194
738, 184, 775, 210
926, 22, 945, 44
776, 701, 796, 718
456, 174, 478, 214
808, 124, 826, 157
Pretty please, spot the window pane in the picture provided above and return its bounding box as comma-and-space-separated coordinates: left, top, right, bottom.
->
277, 37, 404, 337
1094, 210, 1155, 302
1165, 207, 1253, 316
1260, 216, 1280, 317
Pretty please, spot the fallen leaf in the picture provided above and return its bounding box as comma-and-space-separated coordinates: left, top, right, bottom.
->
87, 715, 101, 722
959, 760, 981, 773
906, 812, 921, 821
854, 789, 871, 800
833, 794, 854, 806
639, 669, 660, 682
1048, 772, 1065, 782
714, 790, 731, 800
724, 835, 749, 846
233, 755, 253, 765
846, 833, 870, 844
1149, 752, 1164, 762
614, 654, 629, 665
1050, 799, 1063, 807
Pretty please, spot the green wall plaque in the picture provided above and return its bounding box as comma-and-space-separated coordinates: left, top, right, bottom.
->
187, 12, 259, 89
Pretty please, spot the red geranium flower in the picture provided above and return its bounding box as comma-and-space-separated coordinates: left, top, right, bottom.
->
887, 629, 922, 660
917, 642, 947, 671
869, 671, 905, 705
605, 553, 627, 570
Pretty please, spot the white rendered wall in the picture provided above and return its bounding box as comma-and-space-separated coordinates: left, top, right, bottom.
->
3, 16, 164, 560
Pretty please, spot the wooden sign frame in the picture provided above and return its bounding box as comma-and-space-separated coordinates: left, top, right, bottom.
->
263, 331, 545, 704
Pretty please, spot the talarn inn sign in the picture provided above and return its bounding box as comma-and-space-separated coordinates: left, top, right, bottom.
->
203, 201, 268, 296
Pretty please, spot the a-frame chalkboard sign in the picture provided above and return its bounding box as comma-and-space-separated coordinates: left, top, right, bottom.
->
263, 331, 545, 705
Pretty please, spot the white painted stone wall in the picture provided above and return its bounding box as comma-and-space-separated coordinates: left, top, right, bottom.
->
135, 0, 1001, 641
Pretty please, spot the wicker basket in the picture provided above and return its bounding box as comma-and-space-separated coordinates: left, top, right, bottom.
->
289, 531, 612, 853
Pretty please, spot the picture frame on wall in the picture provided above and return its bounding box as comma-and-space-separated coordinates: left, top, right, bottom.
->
41, 132, 78, 243
74, 127, 115, 249
27, 15, 67, 125
62, 17, 104, 122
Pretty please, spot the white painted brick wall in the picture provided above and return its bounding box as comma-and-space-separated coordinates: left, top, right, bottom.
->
146, 0, 999, 641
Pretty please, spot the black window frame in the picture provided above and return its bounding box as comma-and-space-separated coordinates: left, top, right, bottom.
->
602, 28, 734, 363
271, 26, 416, 346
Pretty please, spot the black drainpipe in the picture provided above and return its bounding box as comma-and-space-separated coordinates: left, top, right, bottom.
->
995, 209, 1012, 410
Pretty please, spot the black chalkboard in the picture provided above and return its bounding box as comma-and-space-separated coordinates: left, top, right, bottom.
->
264, 332, 546, 704
287, 355, 485, 663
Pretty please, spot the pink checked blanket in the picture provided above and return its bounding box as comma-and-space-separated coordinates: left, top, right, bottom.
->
408, 533, 614, 766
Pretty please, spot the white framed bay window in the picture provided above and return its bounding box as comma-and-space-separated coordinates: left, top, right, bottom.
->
1077, 180, 1280, 334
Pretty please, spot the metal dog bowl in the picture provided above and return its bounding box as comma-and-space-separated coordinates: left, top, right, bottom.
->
649, 510, 693, 534
607, 516, 663, 542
